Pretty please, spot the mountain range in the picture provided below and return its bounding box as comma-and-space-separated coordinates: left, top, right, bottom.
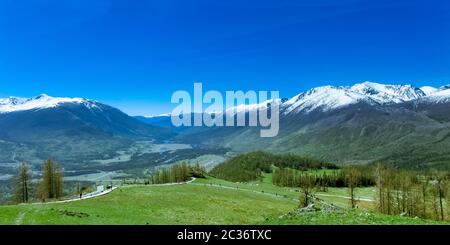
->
0, 94, 172, 173
137, 81, 450, 170
1, 81, 450, 173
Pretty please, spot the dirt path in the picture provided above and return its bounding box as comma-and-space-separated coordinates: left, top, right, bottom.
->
121, 177, 197, 188
30, 187, 118, 205
316, 193, 374, 202
14, 212, 25, 225
190, 182, 374, 203
24, 177, 372, 208
190, 182, 298, 202
29, 178, 196, 205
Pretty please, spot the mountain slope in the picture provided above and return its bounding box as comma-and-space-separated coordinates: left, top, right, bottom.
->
282, 82, 427, 115
0, 94, 173, 168
161, 82, 450, 170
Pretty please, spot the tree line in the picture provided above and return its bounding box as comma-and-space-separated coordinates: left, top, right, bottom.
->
150, 163, 206, 184
272, 166, 372, 208
12, 159, 64, 204
210, 151, 337, 182
272, 167, 374, 188
273, 164, 449, 221
374, 164, 449, 221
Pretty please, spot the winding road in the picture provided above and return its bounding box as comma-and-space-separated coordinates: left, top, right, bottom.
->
190, 182, 374, 203
30, 187, 118, 205
28, 177, 373, 207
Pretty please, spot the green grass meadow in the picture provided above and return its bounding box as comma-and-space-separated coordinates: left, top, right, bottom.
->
0, 183, 295, 224
0, 174, 446, 224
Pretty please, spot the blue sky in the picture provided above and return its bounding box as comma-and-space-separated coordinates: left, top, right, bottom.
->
0, 0, 449, 115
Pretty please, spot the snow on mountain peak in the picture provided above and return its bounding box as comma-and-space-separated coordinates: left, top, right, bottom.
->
419, 86, 450, 104
283, 82, 430, 115
350, 81, 425, 103
439, 84, 450, 90
420, 86, 439, 95
143, 113, 171, 118
223, 98, 283, 115
3, 82, 450, 116
0, 94, 98, 113
284, 85, 373, 114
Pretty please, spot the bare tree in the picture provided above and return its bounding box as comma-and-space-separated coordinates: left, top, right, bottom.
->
430, 171, 447, 221
375, 164, 394, 214
297, 173, 316, 208
419, 173, 429, 218
375, 164, 385, 213
343, 166, 361, 208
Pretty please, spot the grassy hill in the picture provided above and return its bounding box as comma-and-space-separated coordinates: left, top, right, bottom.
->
209, 151, 336, 182
264, 209, 446, 225
0, 174, 446, 224
0, 183, 295, 224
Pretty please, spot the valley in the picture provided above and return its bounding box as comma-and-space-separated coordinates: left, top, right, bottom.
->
1, 82, 450, 224
1, 0, 448, 236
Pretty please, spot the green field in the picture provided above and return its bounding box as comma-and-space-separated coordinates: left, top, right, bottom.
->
0, 175, 446, 224
264, 209, 446, 225
194, 173, 376, 209
0, 183, 295, 224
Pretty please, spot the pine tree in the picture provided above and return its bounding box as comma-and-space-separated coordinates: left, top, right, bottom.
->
13, 162, 31, 203
38, 158, 64, 201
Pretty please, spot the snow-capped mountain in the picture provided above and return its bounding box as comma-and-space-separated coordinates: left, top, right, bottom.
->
0, 94, 173, 168
2, 81, 449, 171
412, 84, 450, 103
0, 93, 172, 139
0, 94, 172, 145
0, 94, 100, 113
440, 84, 450, 90
418, 87, 450, 104
141, 113, 171, 118
420, 86, 439, 96
350, 82, 425, 103
140, 81, 450, 118
283, 85, 374, 114
283, 82, 430, 115
224, 98, 283, 115
165, 81, 450, 169
194, 82, 440, 116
